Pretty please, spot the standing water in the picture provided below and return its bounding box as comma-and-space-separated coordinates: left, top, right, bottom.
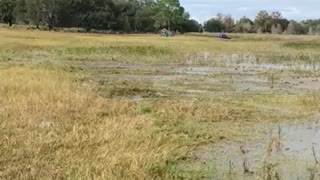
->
197, 122, 320, 179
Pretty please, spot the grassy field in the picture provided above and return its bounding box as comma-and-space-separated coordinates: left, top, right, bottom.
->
1, 27, 320, 179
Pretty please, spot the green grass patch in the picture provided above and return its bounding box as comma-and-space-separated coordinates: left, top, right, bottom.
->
284, 41, 320, 49
54, 46, 174, 57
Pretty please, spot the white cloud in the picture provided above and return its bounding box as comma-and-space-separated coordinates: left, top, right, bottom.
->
280, 7, 301, 17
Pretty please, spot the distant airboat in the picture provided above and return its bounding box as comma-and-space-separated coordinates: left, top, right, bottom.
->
218, 33, 230, 39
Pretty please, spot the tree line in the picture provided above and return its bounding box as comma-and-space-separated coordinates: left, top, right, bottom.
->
0, 0, 201, 33
204, 11, 320, 35
0, 0, 320, 35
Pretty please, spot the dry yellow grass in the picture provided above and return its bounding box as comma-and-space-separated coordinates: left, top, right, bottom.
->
1, 27, 320, 71
1, 27, 320, 68
300, 92, 320, 108
0, 67, 187, 179
1, 27, 320, 53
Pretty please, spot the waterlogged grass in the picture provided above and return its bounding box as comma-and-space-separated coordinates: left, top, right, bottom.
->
2, 27, 320, 179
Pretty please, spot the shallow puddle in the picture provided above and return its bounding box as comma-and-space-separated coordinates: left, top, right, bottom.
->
236, 62, 320, 72
174, 67, 219, 75
198, 122, 320, 179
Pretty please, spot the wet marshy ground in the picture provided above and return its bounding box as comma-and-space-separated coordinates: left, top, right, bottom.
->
74, 59, 320, 179
3, 30, 320, 179
196, 120, 320, 179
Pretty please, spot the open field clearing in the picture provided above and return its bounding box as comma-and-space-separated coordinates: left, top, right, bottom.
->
2, 28, 320, 179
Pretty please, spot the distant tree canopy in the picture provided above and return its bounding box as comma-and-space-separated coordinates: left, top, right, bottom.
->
234, 16, 254, 33
203, 11, 318, 35
204, 17, 224, 32
1, 2, 320, 35
0, 0, 202, 33
0, 0, 15, 26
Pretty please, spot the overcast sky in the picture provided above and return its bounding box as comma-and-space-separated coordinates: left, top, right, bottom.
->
180, 0, 320, 23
